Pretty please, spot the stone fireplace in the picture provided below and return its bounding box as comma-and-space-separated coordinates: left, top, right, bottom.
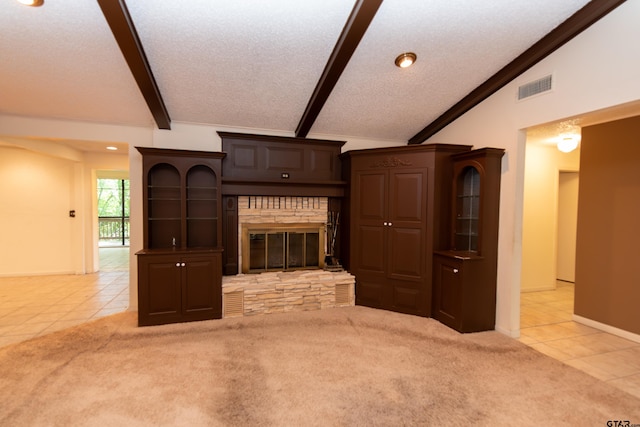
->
222, 196, 354, 317
218, 132, 353, 318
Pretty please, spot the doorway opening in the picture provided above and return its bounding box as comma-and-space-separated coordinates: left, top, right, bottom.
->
97, 178, 130, 247
556, 171, 579, 284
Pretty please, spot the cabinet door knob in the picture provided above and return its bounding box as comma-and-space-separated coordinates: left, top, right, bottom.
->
181, 262, 186, 267
388, 222, 392, 226
383, 222, 388, 226
453, 268, 459, 273
175, 263, 181, 267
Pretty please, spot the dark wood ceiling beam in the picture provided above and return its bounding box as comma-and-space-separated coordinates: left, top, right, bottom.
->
295, 0, 383, 138
408, 0, 626, 145
97, 0, 171, 130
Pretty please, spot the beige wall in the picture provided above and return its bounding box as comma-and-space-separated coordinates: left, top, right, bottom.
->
521, 144, 579, 292
0, 147, 77, 275
0, 144, 128, 277
575, 115, 640, 335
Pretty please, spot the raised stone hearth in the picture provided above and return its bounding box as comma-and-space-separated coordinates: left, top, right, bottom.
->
222, 270, 355, 318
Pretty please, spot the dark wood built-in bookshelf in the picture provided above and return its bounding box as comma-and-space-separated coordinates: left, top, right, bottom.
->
136, 147, 225, 326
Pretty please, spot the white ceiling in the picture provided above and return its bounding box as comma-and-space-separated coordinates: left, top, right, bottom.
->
0, 0, 610, 148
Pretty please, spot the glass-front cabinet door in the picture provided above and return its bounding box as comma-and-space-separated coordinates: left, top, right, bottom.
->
454, 166, 480, 252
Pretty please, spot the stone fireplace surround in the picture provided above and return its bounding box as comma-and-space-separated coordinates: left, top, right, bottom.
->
222, 196, 354, 317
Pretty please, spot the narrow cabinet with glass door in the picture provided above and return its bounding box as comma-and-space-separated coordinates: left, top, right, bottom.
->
433, 148, 504, 332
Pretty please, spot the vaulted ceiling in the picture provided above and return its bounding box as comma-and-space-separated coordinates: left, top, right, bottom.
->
0, 0, 626, 146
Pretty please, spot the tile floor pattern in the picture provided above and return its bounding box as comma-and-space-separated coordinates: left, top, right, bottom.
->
2, 259, 639, 400
0, 247, 129, 348
519, 281, 640, 399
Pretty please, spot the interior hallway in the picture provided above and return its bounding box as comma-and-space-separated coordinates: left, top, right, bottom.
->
0, 247, 129, 348
519, 281, 640, 399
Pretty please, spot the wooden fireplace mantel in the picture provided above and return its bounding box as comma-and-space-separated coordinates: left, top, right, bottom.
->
218, 131, 347, 197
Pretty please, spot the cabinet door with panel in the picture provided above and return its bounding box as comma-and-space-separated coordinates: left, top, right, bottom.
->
386, 168, 428, 312
351, 164, 428, 315
387, 169, 426, 281
182, 252, 222, 317
137, 253, 184, 326
138, 251, 222, 326
432, 255, 462, 328
353, 169, 387, 291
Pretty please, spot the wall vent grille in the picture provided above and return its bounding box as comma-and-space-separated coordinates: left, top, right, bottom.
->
335, 283, 351, 306
223, 291, 244, 317
518, 74, 553, 100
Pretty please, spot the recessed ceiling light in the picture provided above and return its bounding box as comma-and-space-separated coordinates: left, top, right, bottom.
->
17, 0, 44, 6
106, 146, 118, 151
395, 52, 417, 68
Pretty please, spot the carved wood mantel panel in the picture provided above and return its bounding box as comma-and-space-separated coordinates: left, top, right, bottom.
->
218, 132, 346, 197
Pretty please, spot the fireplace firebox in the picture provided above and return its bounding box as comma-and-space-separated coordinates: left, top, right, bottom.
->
241, 223, 325, 273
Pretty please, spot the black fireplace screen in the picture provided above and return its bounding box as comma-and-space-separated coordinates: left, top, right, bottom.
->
246, 229, 321, 273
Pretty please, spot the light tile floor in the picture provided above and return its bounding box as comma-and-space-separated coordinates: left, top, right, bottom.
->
0, 247, 129, 348
520, 281, 640, 399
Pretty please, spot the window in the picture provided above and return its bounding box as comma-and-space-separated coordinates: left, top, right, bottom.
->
98, 179, 130, 246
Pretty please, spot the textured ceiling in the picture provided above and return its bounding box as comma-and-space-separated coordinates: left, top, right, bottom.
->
527, 99, 640, 147
0, 0, 601, 145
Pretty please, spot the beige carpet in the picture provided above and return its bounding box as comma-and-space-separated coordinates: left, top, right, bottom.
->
1, 306, 638, 426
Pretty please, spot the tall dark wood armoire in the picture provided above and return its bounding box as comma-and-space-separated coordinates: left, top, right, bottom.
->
433, 148, 505, 332
135, 147, 225, 326
341, 144, 471, 317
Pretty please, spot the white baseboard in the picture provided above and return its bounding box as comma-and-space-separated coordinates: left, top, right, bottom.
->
521, 285, 556, 293
573, 314, 640, 344
496, 325, 520, 338
0, 270, 75, 278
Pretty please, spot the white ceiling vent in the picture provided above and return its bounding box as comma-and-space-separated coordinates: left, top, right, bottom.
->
518, 74, 553, 100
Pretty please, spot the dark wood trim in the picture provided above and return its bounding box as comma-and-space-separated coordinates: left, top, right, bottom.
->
222, 196, 239, 275
294, 0, 383, 138
408, 0, 627, 145
217, 131, 346, 148
97, 0, 171, 130
340, 143, 473, 158
221, 180, 346, 198
136, 146, 226, 160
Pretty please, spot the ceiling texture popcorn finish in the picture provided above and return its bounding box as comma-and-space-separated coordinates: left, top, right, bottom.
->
0, 0, 626, 144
